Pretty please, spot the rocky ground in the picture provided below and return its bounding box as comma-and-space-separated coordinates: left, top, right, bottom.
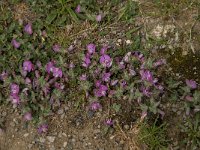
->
0, 102, 132, 150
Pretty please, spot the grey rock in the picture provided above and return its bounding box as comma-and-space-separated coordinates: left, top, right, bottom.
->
71, 138, 76, 143
63, 142, 68, 147
94, 129, 101, 134
10, 122, 15, 127
47, 136, 55, 143
61, 114, 65, 119
39, 137, 46, 143
2, 111, 7, 117
23, 133, 29, 137
87, 110, 94, 118
28, 144, 33, 149
124, 125, 129, 130
57, 108, 64, 115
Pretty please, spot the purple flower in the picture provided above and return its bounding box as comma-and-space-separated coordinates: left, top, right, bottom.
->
24, 23, 33, 35
25, 77, 31, 84
118, 61, 125, 69
38, 124, 48, 134
120, 80, 127, 87
80, 74, 87, 81
52, 44, 61, 52
96, 14, 102, 22
11, 39, 21, 49
100, 46, 108, 55
82, 56, 91, 68
0, 71, 8, 81
90, 101, 102, 111
111, 80, 118, 86
129, 68, 136, 76
75, 5, 81, 13
153, 59, 166, 67
87, 43, 96, 54
43, 85, 50, 96
105, 119, 113, 126
10, 94, 20, 105
46, 61, 55, 74
124, 52, 132, 62
52, 67, 63, 78
95, 80, 101, 88
185, 95, 193, 102
23, 112, 32, 121
54, 82, 65, 90
102, 72, 111, 82
100, 54, 112, 68
140, 70, 154, 83
10, 83, 20, 95
69, 62, 75, 68
94, 85, 108, 97
141, 86, 151, 97
186, 79, 197, 89
23, 60, 34, 72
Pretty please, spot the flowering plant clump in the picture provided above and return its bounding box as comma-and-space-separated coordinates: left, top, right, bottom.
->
0, 20, 69, 132
0, 2, 200, 143
76, 43, 170, 122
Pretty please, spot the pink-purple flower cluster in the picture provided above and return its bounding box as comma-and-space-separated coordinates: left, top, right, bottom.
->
24, 23, 33, 35
100, 54, 112, 68
23, 112, 32, 121
45, 61, 63, 78
94, 84, 108, 97
90, 101, 102, 111
23, 60, 34, 72
11, 39, 21, 49
186, 79, 197, 89
38, 124, 48, 134
10, 83, 20, 105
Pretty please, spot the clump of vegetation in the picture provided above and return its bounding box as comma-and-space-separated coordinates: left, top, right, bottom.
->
0, 0, 200, 149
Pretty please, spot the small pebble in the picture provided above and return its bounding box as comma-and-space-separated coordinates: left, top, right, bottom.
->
57, 108, 64, 115
24, 133, 29, 137
28, 144, 33, 149
63, 142, 68, 147
71, 138, 76, 143
94, 129, 101, 134
2, 111, 7, 116
39, 137, 46, 143
124, 125, 129, 130
47, 136, 55, 143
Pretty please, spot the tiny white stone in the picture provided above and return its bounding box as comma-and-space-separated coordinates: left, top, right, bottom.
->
63, 142, 68, 147
117, 39, 122, 43
24, 133, 29, 137
125, 40, 132, 44
47, 136, 55, 143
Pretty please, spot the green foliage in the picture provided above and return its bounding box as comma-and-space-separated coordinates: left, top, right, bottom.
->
138, 119, 169, 150
181, 114, 200, 149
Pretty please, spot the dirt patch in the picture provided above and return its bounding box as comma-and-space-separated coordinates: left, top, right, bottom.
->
12, 2, 36, 22
0, 103, 133, 150
137, 0, 200, 81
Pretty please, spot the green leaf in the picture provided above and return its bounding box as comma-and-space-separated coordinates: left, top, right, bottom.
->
112, 103, 121, 112
46, 11, 58, 24
66, 7, 79, 22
